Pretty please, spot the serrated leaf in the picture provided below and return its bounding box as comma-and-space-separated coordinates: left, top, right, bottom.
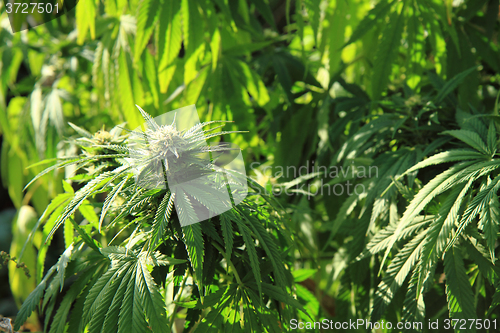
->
233, 213, 262, 301
134, 0, 159, 63
76, 0, 96, 44
416, 178, 473, 297
242, 210, 287, 291
83, 264, 123, 326
446, 173, 500, 252
402, 269, 425, 331
381, 159, 500, 268
49, 266, 98, 333
14, 266, 57, 330
444, 247, 477, 326
137, 257, 169, 332
260, 282, 312, 320
442, 129, 490, 155
68, 122, 93, 138
371, 231, 426, 321
479, 193, 500, 263
220, 213, 234, 259
158, 0, 182, 71
47, 173, 115, 242
182, 223, 204, 293
99, 175, 130, 232
371, 4, 405, 100
487, 286, 500, 317
102, 264, 135, 333
151, 191, 175, 250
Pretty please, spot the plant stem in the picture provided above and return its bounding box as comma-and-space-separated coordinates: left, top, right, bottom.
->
212, 241, 244, 288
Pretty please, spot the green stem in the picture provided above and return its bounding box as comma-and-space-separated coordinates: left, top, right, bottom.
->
212, 241, 243, 287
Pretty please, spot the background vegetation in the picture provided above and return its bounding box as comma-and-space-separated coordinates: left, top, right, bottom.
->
0, 0, 499, 332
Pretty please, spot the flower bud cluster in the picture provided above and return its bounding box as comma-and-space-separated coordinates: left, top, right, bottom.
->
0, 251, 31, 278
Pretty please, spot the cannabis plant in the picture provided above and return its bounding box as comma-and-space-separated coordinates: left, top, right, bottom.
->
14, 106, 308, 333
318, 67, 500, 330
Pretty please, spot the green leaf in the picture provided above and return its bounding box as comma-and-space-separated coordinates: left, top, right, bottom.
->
464, 241, 500, 285
62, 180, 74, 194
82, 249, 173, 333
181, 0, 203, 52
434, 66, 478, 104
416, 179, 474, 297
292, 269, 316, 282
56, 244, 75, 292
118, 52, 142, 129
487, 121, 497, 154
102, 264, 135, 333
137, 257, 169, 332
79, 201, 99, 227
478, 192, 500, 263
303, 0, 322, 45
14, 266, 57, 331
371, 3, 405, 100
260, 282, 312, 320
487, 286, 500, 318
343, 0, 394, 47
444, 247, 477, 326
224, 58, 270, 106
381, 159, 500, 268
442, 130, 490, 155
183, 223, 205, 293
399, 149, 487, 179
222, 41, 274, 57
49, 265, 98, 333
143, 51, 161, 109
446, 173, 500, 252
220, 213, 234, 259
83, 263, 124, 327
371, 231, 426, 321
6, 146, 24, 208
68, 122, 93, 138
150, 191, 175, 250
205, 26, 218, 72
402, 269, 425, 331
242, 210, 287, 291
76, 0, 96, 44
120, 262, 148, 333
327, 0, 347, 75
134, 0, 159, 63
158, 0, 182, 71
99, 176, 130, 232
181, 0, 204, 84
249, 0, 276, 30
47, 172, 116, 242
233, 212, 262, 301
321, 193, 359, 251
176, 189, 198, 226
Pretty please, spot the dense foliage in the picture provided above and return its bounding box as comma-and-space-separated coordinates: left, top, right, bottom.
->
0, 0, 499, 332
